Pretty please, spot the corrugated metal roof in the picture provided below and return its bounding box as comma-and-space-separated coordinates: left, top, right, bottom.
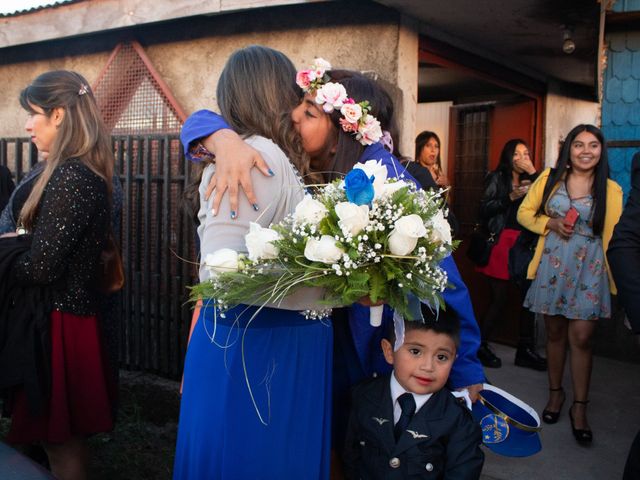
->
0, 0, 84, 18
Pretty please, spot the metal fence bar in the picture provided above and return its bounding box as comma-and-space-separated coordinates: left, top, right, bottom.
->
123, 136, 134, 368
142, 137, 153, 370
161, 136, 171, 375
2, 135, 196, 380
0, 139, 7, 169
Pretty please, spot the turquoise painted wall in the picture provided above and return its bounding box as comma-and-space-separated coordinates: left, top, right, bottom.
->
602, 29, 640, 199
612, 0, 640, 12
603, 0, 640, 202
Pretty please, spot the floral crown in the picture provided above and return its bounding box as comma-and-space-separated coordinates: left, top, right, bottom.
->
296, 58, 383, 146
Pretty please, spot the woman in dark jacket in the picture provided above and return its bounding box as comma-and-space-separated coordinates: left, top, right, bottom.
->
3, 70, 116, 480
476, 139, 547, 371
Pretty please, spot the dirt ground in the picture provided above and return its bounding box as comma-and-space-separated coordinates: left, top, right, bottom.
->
1, 371, 181, 480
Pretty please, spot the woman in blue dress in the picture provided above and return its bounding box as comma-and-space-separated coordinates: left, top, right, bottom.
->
518, 124, 623, 444
173, 46, 332, 479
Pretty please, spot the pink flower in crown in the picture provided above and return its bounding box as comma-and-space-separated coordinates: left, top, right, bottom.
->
296, 69, 317, 91
356, 115, 383, 145
315, 82, 348, 113
340, 102, 363, 124
340, 118, 358, 133
312, 57, 332, 78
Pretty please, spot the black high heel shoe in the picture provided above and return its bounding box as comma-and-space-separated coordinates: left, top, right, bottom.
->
542, 387, 565, 424
569, 400, 593, 444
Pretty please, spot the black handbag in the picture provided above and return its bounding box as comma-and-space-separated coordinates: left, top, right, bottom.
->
466, 226, 497, 267
508, 229, 538, 288
507, 172, 551, 286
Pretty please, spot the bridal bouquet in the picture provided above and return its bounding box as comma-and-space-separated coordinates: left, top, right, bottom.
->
190, 161, 455, 325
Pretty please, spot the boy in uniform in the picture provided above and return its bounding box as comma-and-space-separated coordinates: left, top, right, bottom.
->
344, 308, 484, 479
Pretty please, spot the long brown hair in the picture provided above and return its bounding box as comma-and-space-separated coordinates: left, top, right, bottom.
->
216, 46, 318, 184
19, 70, 114, 229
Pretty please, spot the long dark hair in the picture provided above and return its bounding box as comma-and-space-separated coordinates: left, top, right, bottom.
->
495, 138, 528, 191
322, 69, 390, 180
536, 124, 609, 235
415, 131, 442, 169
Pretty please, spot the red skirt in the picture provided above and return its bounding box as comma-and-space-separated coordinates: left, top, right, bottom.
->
476, 228, 521, 280
7, 310, 116, 444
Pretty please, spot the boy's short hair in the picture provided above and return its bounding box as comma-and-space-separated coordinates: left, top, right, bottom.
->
388, 302, 460, 347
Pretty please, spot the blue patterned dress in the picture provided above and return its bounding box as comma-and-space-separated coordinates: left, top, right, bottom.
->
523, 184, 610, 320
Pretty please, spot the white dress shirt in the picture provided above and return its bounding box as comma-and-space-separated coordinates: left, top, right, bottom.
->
390, 372, 432, 424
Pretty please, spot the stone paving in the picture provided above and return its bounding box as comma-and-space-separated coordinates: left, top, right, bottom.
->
479, 343, 640, 480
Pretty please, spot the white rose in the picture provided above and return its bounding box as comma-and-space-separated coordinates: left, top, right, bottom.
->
203, 248, 239, 276
315, 82, 348, 113
245, 222, 281, 261
335, 202, 369, 236
353, 160, 388, 198
293, 195, 328, 225
340, 103, 363, 123
429, 210, 452, 245
314, 57, 332, 70
356, 115, 383, 146
379, 179, 409, 198
304, 235, 345, 264
395, 214, 428, 238
387, 231, 418, 256
387, 215, 428, 256
313, 57, 332, 77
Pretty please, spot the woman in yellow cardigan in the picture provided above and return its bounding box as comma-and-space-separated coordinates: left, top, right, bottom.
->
517, 124, 622, 445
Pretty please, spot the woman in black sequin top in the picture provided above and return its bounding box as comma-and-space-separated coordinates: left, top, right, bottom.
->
3, 70, 116, 480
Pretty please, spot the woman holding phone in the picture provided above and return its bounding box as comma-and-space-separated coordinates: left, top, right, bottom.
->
517, 125, 622, 444
476, 139, 546, 371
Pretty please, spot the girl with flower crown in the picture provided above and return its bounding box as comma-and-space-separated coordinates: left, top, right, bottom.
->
174, 46, 333, 480
182, 55, 486, 464
292, 65, 485, 452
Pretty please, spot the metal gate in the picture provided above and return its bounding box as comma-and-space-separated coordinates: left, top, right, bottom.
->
450, 104, 491, 235
1, 135, 198, 379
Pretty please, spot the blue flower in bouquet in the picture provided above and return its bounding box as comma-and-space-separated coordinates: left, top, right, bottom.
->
344, 168, 374, 206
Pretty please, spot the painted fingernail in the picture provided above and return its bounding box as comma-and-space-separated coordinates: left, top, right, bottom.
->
230, 210, 237, 219
252, 203, 259, 211
211, 208, 217, 216
268, 169, 275, 176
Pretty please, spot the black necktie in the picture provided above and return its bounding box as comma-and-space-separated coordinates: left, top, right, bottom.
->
394, 392, 416, 441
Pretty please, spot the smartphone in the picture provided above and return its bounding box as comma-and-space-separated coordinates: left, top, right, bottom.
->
519, 180, 532, 194
564, 206, 580, 228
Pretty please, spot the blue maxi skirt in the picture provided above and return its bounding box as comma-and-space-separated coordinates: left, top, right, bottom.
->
173, 302, 333, 480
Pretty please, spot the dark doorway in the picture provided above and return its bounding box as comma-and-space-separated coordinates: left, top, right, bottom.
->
418, 37, 544, 346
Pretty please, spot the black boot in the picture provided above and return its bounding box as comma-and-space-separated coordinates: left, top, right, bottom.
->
477, 342, 502, 368
515, 344, 547, 371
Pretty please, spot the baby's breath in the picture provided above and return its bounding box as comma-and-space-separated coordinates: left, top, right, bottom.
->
189, 174, 456, 321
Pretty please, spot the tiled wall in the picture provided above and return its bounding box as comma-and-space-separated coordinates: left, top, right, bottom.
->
602, 28, 640, 199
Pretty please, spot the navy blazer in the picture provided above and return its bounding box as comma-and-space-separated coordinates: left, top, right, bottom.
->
344, 376, 484, 480
608, 152, 640, 332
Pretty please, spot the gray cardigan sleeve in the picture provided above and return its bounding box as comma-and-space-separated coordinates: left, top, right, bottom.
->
196, 136, 325, 311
